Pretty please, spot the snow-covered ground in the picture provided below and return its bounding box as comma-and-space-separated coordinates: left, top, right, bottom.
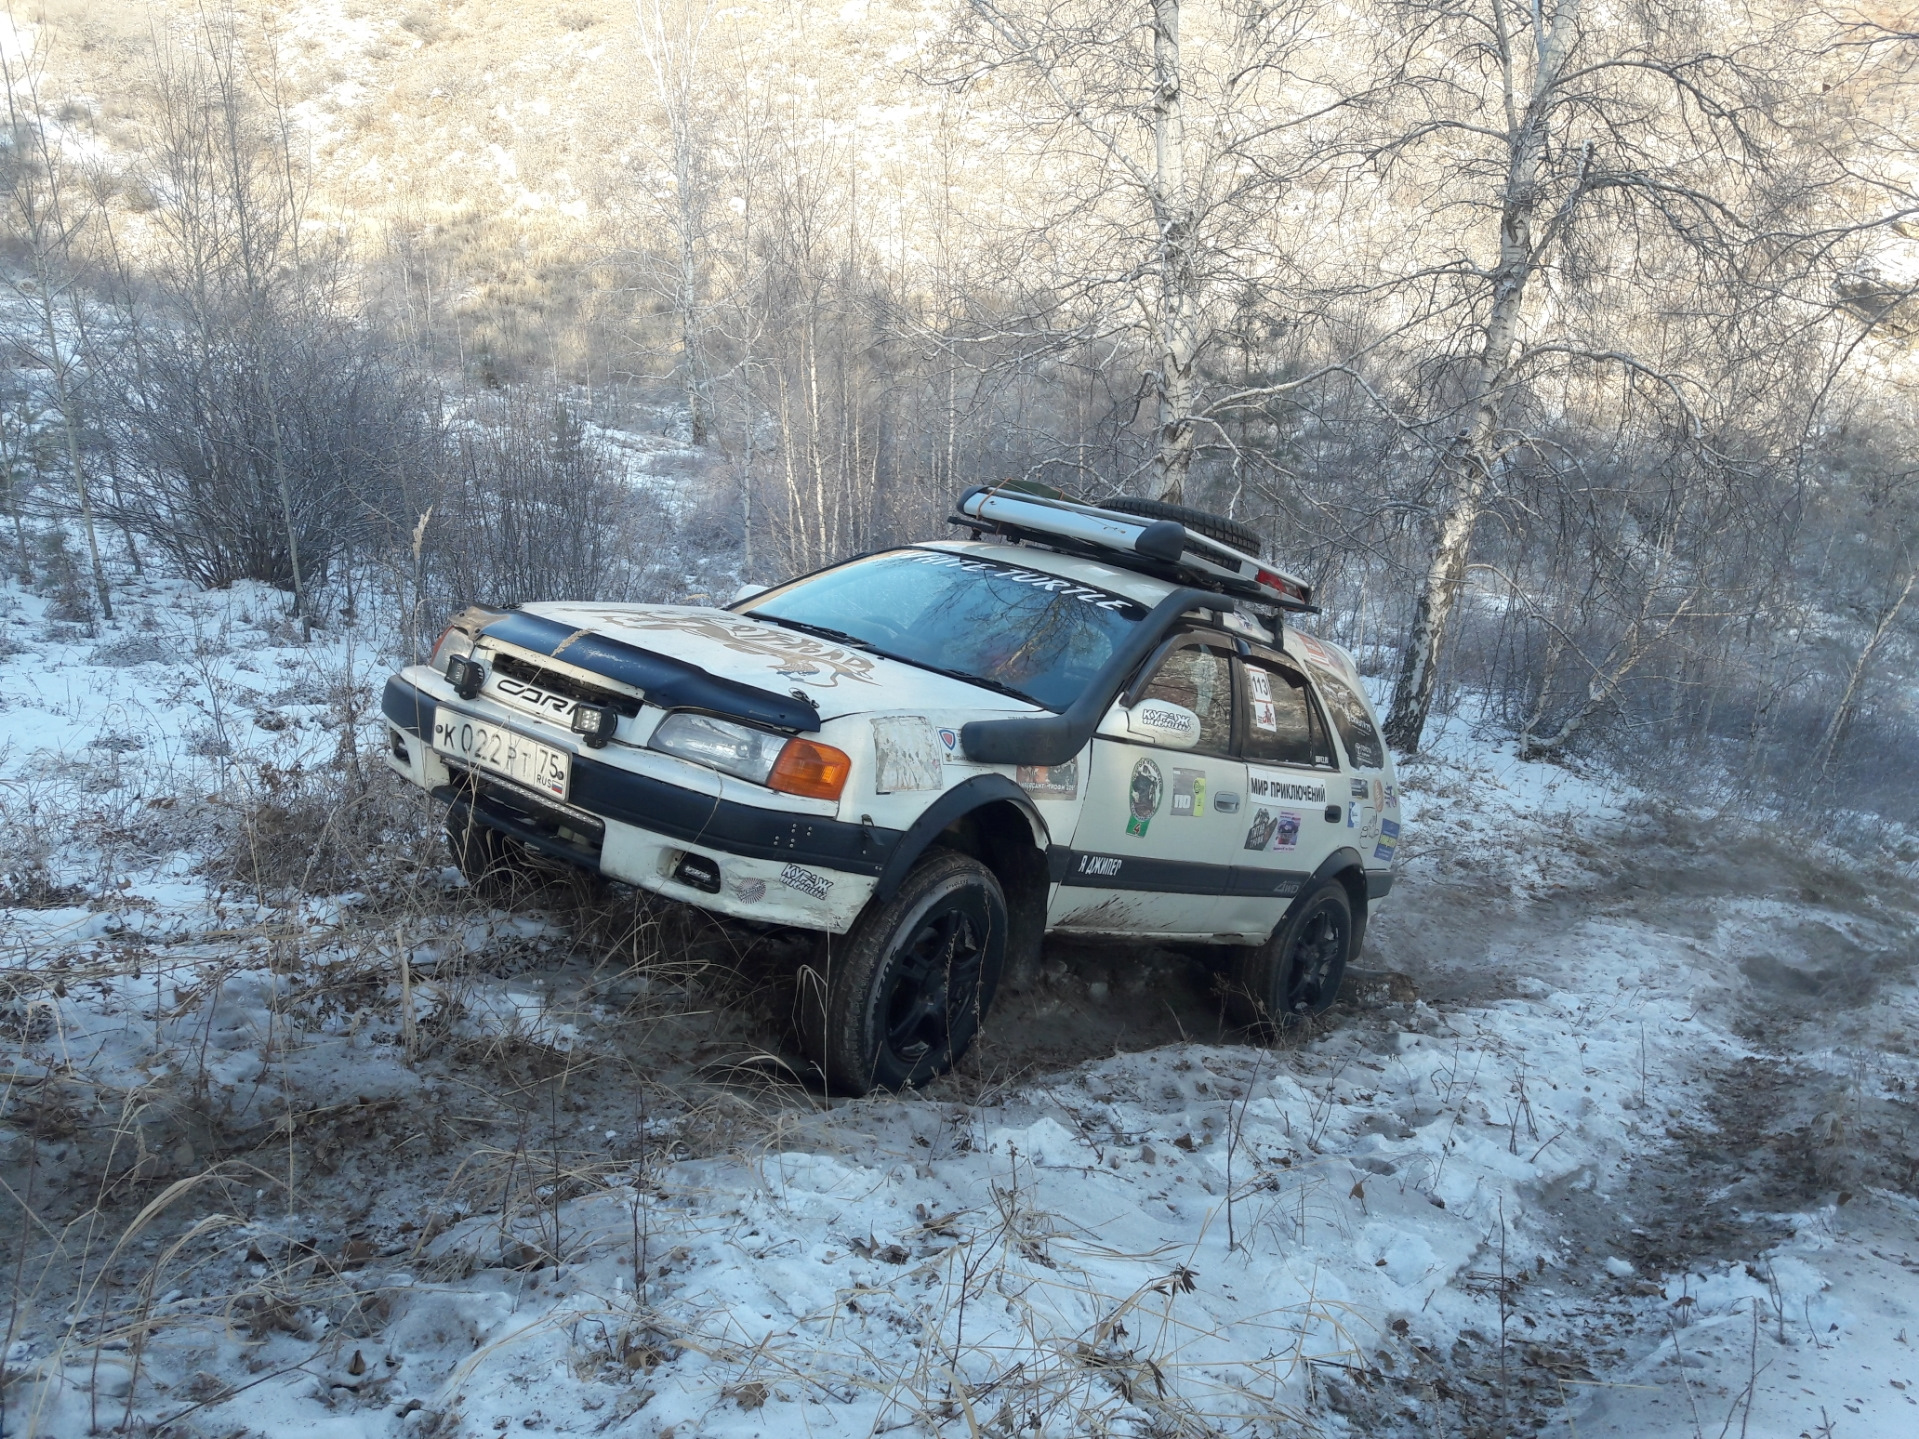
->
4, 576, 1919, 1438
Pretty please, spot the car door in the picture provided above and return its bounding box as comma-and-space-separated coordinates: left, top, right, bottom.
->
1302, 658, 1400, 870
1217, 650, 1347, 941
1051, 634, 1244, 938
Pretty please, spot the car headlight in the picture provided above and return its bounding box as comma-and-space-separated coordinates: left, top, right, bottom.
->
648, 714, 852, 800
649, 713, 787, 782
430, 623, 473, 667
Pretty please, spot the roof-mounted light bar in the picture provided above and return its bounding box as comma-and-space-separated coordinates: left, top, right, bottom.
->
953, 484, 1316, 612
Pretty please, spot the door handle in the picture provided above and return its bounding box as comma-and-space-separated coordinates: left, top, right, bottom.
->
1324, 804, 1342, 823
1215, 792, 1241, 814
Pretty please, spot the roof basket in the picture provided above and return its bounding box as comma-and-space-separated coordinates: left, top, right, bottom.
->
951, 484, 1317, 613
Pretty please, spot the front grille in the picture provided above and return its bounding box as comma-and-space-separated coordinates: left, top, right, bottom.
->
488, 649, 642, 717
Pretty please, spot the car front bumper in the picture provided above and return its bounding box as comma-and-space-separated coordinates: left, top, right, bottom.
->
381, 675, 891, 932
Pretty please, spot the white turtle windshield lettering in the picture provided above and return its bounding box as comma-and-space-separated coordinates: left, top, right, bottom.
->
741, 549, 1146, 712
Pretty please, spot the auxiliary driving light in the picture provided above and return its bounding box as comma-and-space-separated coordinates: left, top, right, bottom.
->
670, 851, 722, 894
570, 702, 619, 748
445, 652, 484, 699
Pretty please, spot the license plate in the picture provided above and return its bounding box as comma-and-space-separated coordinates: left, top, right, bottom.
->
432, 714, 570, 798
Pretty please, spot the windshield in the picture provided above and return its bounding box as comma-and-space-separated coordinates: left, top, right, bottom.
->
741, 548, 1146, 711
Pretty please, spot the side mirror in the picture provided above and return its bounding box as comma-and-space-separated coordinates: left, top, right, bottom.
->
1098, 699, 1201, 749
730, 583, 769, 605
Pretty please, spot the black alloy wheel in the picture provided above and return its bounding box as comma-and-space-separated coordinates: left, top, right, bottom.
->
1230, 878, 1354, 1035
798, 849, 1006, 1094
880, 905, 988, 1068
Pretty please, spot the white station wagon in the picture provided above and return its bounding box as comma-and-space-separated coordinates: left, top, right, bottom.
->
382, 487, 1402, 1092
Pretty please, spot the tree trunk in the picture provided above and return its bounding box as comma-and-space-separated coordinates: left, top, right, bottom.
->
55, 392, 112, 623
24, 187, 112, 621
1382, 0, 1576, 752
30, 255, 113, 622
669, 77, 707, 446
1150, 0, 1196, 503
1816, 568, 1914, 782
3, 461, 29, 585
677, 201, 706, 445
638, 0, 711, 447
261, 366, 307, 633
1520, 593, 1697, 760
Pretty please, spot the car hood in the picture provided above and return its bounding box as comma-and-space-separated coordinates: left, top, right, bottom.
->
518, 603, 1036, 721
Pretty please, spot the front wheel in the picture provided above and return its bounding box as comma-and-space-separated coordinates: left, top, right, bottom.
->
797, 850, 1006, 1094
1229, 879, 1353, 1035
446, 811, 554, 901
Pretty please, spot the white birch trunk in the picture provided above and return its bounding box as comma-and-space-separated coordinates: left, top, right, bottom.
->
1151, 0, 1196, 503
637, 0, 711, 446
1383, 0, 1577, 752
1816, 569, 1915, 781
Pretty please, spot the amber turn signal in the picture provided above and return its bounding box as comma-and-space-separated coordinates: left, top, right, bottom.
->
767, 738, 852, 800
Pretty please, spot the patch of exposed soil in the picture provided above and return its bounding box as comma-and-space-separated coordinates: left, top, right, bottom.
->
1339, 819, 1919, 1436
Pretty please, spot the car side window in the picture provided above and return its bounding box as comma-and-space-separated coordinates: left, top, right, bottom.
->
1308, 666, 1385, 769
1139, 642, 1235, 756
1238, 658, 1337, 768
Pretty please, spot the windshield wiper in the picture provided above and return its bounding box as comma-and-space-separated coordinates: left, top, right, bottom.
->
751, 614, 877, 650
895, 660, 1048, 709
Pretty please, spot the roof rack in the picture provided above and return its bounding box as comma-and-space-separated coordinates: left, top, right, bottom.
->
950, 484, 1317, 613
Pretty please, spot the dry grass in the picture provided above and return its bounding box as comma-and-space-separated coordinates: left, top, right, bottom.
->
2, 732, 1375, 1436
0, 707, 715, 1422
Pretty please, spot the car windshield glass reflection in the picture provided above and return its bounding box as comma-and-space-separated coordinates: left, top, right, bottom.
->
743, 549, 1145, 711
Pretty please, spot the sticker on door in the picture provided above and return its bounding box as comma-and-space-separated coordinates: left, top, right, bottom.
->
1242, 808, 1302, 851
1127, 758, 1163, 837
1171, 768, 1207, 817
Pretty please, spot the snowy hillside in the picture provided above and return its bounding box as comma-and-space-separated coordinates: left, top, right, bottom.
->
4, 577, 1917, 1438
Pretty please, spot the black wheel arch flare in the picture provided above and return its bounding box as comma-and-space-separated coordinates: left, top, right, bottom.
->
1297, 846, 1371, 957
874, 774, 1049, 901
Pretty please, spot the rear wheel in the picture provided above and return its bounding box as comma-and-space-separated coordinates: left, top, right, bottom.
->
797, 850, 1006, 1094
1104, 496, 1264, 558
1229, 879, 1353, 1035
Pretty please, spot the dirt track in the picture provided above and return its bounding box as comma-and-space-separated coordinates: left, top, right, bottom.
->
10, 773, 1919, 1437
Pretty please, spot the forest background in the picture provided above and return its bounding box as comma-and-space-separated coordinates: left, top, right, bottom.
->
4, 0, 1918, 816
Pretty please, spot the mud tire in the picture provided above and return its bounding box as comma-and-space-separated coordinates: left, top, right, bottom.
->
445, 811, 550, 901
796, 849, 1006, 1094
1229, 879, 1353, 1035
1104, 496, 1264, 558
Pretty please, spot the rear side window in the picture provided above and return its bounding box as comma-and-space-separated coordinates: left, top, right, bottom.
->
1308, 667, 1385, 769
1140, 643, 1235, 756
1239, 658, 1336, 768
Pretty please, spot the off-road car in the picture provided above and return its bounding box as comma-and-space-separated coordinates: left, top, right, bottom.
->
381, 486, 1402, 1092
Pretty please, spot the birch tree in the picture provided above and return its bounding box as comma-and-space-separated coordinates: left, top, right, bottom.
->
0, 40, 114, 620
1374, 0, 1824, 752
945, 0, 1367, 504
634, 0, 717, 445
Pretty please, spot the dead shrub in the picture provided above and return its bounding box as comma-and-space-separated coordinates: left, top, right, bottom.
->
212, 761, 438, 896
